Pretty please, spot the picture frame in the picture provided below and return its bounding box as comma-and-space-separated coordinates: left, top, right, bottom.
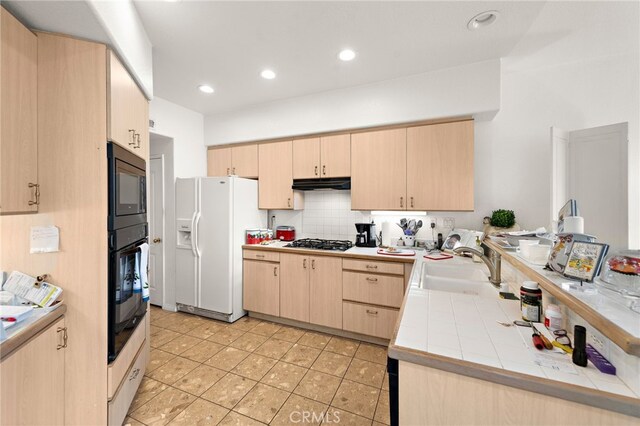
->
563, 241, 609, 282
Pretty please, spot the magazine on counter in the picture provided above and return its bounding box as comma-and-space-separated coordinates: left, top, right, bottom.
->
442, 229, 484, 252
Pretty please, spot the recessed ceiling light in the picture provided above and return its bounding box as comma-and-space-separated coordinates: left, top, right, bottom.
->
467, 10, 499, 30
198, 84, 214, 94
338, 49, 356, 61
261, 69, 276, 80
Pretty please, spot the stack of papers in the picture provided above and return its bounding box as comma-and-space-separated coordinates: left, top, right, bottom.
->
2, 271, 63, 307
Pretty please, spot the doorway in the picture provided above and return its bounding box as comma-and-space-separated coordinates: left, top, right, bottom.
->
149, 133, 176, 310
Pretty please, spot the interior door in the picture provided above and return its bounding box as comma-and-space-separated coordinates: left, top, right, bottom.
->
149, 157, 164, 307
199, 177, 233, 314
567, 123, 629, 250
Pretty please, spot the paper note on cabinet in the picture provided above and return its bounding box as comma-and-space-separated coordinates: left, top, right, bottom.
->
30, 226, 59, 253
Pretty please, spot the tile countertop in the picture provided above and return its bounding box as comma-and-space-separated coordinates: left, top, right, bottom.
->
388, 255, 640, 418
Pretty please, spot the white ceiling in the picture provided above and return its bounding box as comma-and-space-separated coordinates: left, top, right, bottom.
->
134, 1, 546, 115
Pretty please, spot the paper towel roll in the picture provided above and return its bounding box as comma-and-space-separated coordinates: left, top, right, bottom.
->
563, 216, 584, 234
381, 221, 392, 247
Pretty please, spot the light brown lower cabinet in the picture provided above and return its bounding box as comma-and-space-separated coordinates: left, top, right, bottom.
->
309, 256, 343, 329
280, 253, 310, 322
243, 259, 280, 316
342, 301, 398, 339
1, 317, 65, 425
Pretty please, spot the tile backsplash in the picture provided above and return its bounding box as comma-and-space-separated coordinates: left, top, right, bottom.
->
269, 190, 454, 243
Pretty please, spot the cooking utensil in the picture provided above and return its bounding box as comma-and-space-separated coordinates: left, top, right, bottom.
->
408, 219, 416, 234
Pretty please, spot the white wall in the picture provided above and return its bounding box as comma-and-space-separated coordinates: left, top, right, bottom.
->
204, 60, 501, 145
88, 0, 154, 98
149, 97, 206, 179
203, 3, 639, 248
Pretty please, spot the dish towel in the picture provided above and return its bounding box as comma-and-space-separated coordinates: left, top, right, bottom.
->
139, 243, 150, 302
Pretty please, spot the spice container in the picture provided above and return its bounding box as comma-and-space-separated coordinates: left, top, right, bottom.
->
520, 281, 543, 322
544, 304, 563, 331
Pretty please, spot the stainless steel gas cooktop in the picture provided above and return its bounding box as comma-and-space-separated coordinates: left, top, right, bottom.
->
285, 238, 353, 252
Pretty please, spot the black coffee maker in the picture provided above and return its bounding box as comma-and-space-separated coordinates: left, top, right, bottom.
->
355, 222, 378, 247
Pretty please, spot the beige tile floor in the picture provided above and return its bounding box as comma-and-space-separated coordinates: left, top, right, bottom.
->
124, 306, 391, 426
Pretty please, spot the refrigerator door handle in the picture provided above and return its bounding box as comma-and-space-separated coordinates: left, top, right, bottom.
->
190, 211, 198, 257
194, 211, 202, 258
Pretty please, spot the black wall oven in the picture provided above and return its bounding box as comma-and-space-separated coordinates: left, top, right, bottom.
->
108, 142, 148, 362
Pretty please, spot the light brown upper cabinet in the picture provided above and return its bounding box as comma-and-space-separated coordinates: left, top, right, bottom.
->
207, 144, 258, 178
259, 141, 296, 209
351, 128, 407, 210
407, 120, 474, 211
0, 7, 38, 214
292, 134, 351, 179
207, 146, 232, 176
108, 51, 148, 159
320, 134, 351, 178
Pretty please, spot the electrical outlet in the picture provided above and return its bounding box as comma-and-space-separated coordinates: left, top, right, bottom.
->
443, 217, 455, 229
588, 331, 607, 354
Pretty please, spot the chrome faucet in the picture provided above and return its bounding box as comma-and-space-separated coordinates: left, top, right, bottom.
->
453, 246, 502, 287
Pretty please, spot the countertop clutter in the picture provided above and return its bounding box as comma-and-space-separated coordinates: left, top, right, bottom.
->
389, 254, 639, 418
0, 304, 66, 360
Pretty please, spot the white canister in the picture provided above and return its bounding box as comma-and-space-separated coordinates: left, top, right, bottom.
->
563, 216, 584, 234
402, 235, 415, 247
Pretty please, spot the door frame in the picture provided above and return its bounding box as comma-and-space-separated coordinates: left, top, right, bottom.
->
150, 154, 166, 307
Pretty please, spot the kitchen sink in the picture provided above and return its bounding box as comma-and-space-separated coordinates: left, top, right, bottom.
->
419, 261, 498, 298
422, 262, 489, 282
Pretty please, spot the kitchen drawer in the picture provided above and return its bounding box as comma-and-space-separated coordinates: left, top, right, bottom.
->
343, 271, 404, 308
343, 301, 398, 339
107, 316, 146, 399
243, 249, 280, 262
108, 342, 146, 426
343, 258, 404, 276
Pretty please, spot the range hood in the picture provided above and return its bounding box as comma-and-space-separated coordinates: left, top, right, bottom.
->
292, 178, 351, 191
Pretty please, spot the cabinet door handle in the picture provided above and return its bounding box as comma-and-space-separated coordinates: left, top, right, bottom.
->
311, 259, 315, 269
28, 183, 40, 206
232, 167, 236, 174
136, 133, 141, 148
287, 198, 291, 208
57, 327, 68, 350
400, 196, 404, 208
255, 254, 265, 258
365, 264, 378, 269
128, 129, 136, 146
134, 133, 141, 148
227, 167, 230, 175
303, 258, 307, 269
274, 266, 278, 277
322, 165, 326, 175
410, 197, 414, 208
366, 309, 378, 315
129, 368, 140, 382
366, 277, 378, 282
314, 165, 318, 176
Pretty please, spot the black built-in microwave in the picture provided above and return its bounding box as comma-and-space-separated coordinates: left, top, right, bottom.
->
107, 142, 147, 231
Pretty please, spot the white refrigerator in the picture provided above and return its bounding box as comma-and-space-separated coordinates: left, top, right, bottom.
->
175, 176, 266, 322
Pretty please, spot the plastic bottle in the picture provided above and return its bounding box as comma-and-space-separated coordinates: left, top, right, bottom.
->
520, 281, 543, 322
544, 304, 563, 331
472, 236, 482, 263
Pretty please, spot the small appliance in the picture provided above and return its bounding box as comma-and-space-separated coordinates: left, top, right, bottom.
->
355, 222, 377, 248
107, 143, 147, 230
276, 226, 296, 241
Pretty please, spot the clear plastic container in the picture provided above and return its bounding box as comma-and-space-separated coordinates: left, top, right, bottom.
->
599, 251, 640, 298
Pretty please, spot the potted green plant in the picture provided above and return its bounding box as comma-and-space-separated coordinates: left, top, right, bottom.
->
483, 209, 521, 235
